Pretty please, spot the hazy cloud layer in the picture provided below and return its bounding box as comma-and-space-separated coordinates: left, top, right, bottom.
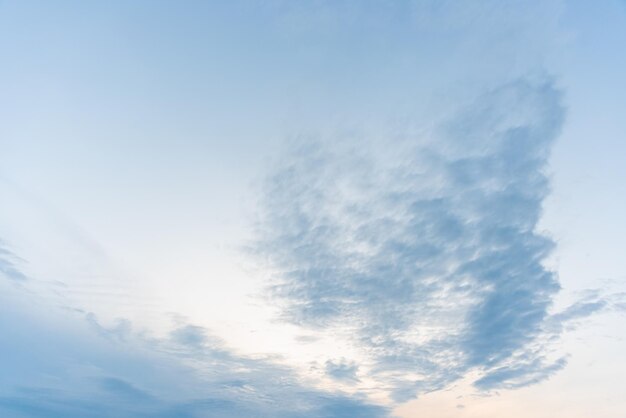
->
0, 256, 390, 418
255, 77, 604, 400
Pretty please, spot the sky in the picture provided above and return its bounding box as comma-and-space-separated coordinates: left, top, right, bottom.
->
1, 1, 625, 417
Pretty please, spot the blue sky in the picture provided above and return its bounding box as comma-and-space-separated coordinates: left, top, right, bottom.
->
1, 1, 626, 417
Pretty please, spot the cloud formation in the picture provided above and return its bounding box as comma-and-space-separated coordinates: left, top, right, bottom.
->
254, 77, 603, 400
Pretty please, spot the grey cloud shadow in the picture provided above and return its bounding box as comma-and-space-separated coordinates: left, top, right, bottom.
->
325, 359, 360, 383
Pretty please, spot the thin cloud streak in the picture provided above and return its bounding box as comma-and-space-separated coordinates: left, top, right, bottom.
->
0, 241, 28, 282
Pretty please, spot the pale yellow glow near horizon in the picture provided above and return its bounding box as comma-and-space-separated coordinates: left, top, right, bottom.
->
394, 317, 626, 418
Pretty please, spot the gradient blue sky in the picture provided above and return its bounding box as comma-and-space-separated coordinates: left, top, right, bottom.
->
1, 1, 625, 417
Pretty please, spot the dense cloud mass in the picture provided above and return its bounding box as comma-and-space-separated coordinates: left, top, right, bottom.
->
255, 78, 603, 400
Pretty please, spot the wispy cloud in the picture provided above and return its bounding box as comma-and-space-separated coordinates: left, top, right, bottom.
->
0, 241, 28, 281
254, 77, 607, 400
